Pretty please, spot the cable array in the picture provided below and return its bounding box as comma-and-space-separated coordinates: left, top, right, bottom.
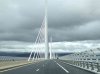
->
28, 18, 45, 61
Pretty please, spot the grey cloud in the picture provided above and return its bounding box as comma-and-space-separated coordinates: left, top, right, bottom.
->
0, 0, 100, 42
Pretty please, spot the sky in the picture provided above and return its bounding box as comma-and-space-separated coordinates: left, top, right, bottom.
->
0, 0, 100, 53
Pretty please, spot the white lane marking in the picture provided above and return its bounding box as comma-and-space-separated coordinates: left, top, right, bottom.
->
0, 61, 40, 73
54, 61, 69, 73
36, 69, 40, 71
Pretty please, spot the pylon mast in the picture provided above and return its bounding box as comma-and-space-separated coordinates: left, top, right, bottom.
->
50, 36, 52, 59
45, 0, 49, 59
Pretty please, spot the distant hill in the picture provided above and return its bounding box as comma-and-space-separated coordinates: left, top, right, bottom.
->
0, 51, 73, 57
0, 52, 30, 57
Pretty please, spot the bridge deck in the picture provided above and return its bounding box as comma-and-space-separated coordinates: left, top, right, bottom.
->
0, 60, 95, 74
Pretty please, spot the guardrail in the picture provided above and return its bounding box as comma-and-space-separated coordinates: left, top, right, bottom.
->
0, 56, 28, 61
0, 56, 28, 67
59, 48, 100, 73
60, 60, 100, 73
73, 61, 100, 72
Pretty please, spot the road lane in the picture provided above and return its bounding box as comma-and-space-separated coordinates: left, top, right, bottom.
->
0, 60, 96, 74
0, 60, 46, 74
0, 60, 67, 74
36, 60, 68, 74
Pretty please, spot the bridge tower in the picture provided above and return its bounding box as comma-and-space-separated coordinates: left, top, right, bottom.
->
45, 0, 49, 59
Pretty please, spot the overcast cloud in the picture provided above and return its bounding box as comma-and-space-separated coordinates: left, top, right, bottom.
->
0, 40, 100, 53
0, 0, 100, 42
0, 0, 100, 52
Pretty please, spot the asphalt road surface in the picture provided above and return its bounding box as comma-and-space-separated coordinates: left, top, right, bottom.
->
0, 60, 96, 74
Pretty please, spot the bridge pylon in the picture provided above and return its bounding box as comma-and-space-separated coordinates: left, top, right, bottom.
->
44, 0, 49, 59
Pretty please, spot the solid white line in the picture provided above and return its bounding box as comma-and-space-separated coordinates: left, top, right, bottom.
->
0, 62, 40, 73
54, 61, 69, 73
0, 63, 30, 72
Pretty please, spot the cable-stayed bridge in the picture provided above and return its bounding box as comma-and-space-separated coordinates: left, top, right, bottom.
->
0, 50, 100, 74
0, 0, 100, 74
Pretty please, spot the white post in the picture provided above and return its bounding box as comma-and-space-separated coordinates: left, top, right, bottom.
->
45, 0, 49, 59
50, 37, 52, 59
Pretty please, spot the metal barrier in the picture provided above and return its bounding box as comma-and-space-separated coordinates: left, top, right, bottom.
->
60, 48, 100, 73
60, 60, 100, 72
0, 56, 28, 67
73, 61, 100, 72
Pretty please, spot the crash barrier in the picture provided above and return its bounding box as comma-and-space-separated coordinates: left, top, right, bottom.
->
0, 56, 28, 67
59, 48, 100, 72
62, 60, 100, 72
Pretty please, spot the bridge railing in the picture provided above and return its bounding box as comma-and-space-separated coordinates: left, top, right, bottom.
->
0, 56, 28, 68
60, 48, 100, 73
0, 56, 28, 61
72, 61, 100, 72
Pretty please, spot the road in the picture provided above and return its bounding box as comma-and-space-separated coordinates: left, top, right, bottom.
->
0, 60, 95, 74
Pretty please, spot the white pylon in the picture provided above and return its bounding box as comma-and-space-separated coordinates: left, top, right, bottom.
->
50, 37, 52, 59
28, 0, 49, 61
45, 0, 49, 59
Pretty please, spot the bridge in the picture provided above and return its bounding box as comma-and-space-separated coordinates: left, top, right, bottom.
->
0, 52, 100, 74
0, 0, 100, 74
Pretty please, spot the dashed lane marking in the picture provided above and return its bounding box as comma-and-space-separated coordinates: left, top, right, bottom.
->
36, 69, 40, 71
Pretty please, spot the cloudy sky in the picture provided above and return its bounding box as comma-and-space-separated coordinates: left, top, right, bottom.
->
0, 0, 100, 52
